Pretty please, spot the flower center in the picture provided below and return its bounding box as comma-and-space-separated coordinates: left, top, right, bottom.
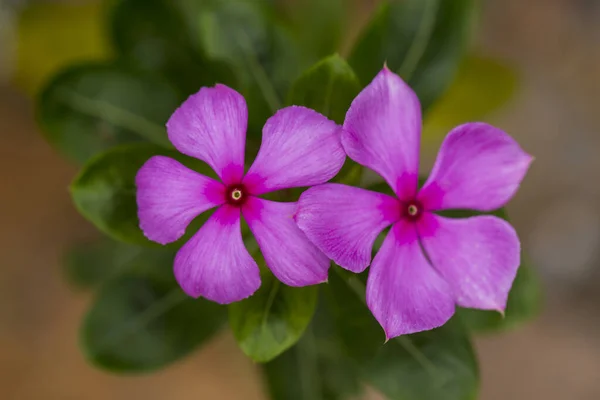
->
403, 200, 423, 222
226, 184, 247, 206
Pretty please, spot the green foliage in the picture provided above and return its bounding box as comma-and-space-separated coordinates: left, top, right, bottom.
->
348, 0, 477, 111
81, 271, 225, 372
287, 54, 361, 125
70, 143, 215, 246
262, 305, 362, 400
178, 0, 306, 132
326, 269, 479, 400
279, 0, 345, 61
229, 269, 318, 363
63, 238, 176, 289
37, 63, 177, 163
109, 0, 236, 95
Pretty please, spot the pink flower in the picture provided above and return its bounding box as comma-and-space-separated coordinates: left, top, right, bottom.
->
295, 68, 533, 339
136, 84, 345, 304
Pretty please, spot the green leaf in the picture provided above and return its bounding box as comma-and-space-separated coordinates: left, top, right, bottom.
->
229, 270, 318, 363
81, 273, 225, 372
287, 54, 361, 125
63, 238, 175, 289
37, 63, 179, 163
109, 0, 236, 95
423, 55, 518, 143
70, 143, 216, 245
327, 268, 479, 400
262, 303, 362, 400
348, 0, 478, 111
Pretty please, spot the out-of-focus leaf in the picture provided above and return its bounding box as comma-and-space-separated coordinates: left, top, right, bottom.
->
179, 0, 306, 132
37, 63, 179, 163
287, 54, 360, 125
348, 0, 478, 111
423, 55, 518, 144
229, 269, 318, 363
63, 238, 175, 289
70, 143, 216, 246
109, 0, 236, 95
81, 273, 225, 372
326, 268, 479, 400
458, 257, 542, 333
14, 1, 110, 96
278, 0, 345, 60
262, 303, 362, 400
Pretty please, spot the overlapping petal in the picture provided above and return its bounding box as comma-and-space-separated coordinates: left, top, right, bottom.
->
136, 156, 224, 245
342, 68, 421, 200
243, 197, 329, 286
166, 84, 247, 184
243, 106, 345, 195
418, 123, 533, 212
295, 183, 400, 273
418, 213, 520, 311
174, 205, 260, 304
366, 221, 455, 339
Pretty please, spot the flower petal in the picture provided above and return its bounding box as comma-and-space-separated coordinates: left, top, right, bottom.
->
367, 221, 455, 339
166, 84, 247, 184
295, 183, 400, 273
174, 205, 260, 304
342, 68, 421, 200
136, 156, 225, 245
418, 213, 521, 311
243, 197, 329, 286
243, 106, 345, 195
418, 123, 533, 211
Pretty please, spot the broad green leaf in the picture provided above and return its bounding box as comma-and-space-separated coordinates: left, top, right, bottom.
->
348, 0, 478, 111
63, 238, 175, 289
287, 54, 361, 125
81, 273, 225, 372
109, 0, 236, 95
70, 143, 216, 246
458, 258, 542, 333
229, 270, 318, 362
262, 303, 362, 400
423, 55, 518, 144
327, 268, 479, 400
37, 63, 179, 163
14, 1, 110, 96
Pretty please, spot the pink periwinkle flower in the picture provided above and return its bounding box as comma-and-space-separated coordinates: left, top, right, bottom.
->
296, 68, 533, 339
136, 84, 345, 304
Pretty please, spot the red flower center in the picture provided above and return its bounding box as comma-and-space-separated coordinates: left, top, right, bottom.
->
402, 200, 423, 222
225, 184, 248, 206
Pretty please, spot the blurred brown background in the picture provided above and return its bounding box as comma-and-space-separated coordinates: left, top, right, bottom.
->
1, 0, 600, 399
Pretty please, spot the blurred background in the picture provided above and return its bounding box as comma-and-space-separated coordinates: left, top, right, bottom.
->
1, 0, 600, 399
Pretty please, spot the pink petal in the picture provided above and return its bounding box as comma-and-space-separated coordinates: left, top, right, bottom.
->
342, 68, 421, 200
136, 156, 225, 245
418, 213, 521, 311
174, 205, 260, 304
418, 123, 533, 211
243, 106, 345, 195
166, 84, 247, 185
366, 221, 455, 339
295, 183, 400, 273
242, 197, 329, 286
